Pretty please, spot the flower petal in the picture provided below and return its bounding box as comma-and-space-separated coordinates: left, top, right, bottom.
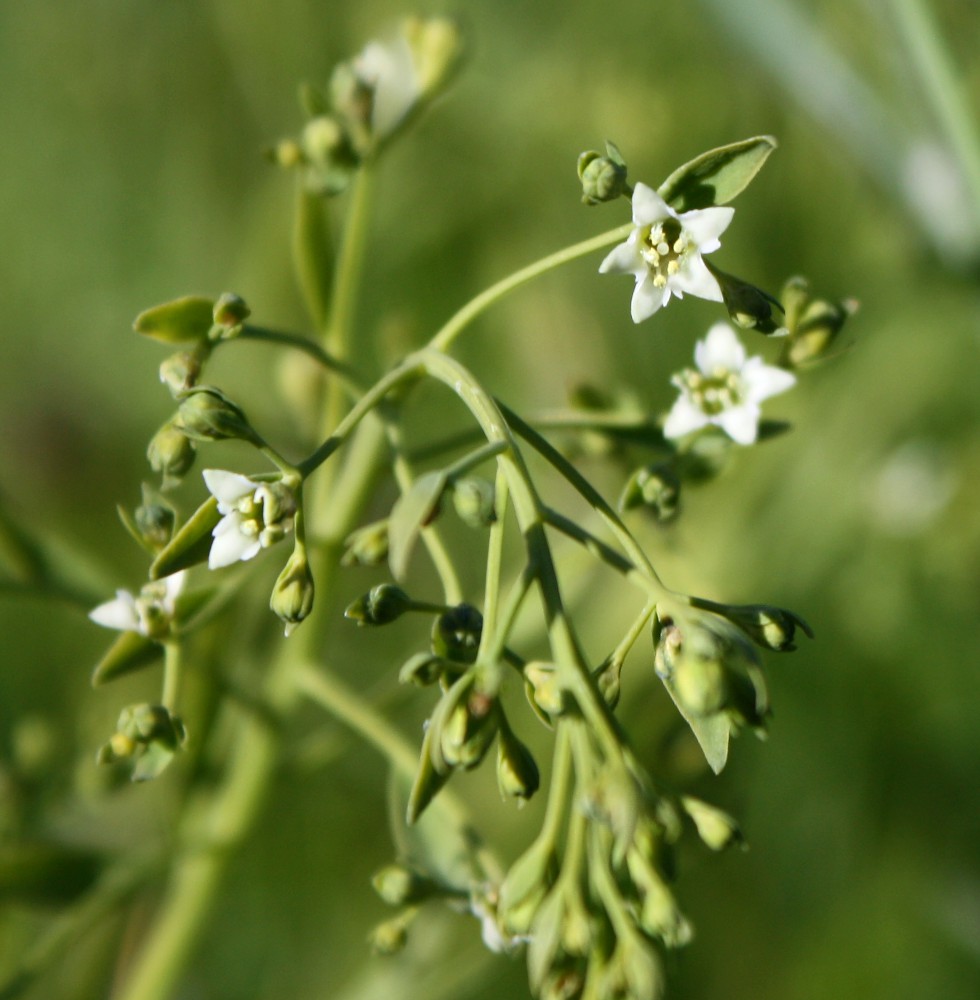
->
356, 36, 419, 137
717, 404, 761, 445
695, 323, 746, 372
664, 396, 711, 439
740, 357, 797, 402
679, 205, 734, 251
89, 591, 141, 632
671, 256, 723, 304
203, 469, 256, 506
631, 275, 669, 324
209, 527, 262, 569
598, 234, 641, 276
631, 183, 673, 226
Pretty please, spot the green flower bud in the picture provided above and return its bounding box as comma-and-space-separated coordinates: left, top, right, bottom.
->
431, 604, 483, 664
620, 462, 680, 522
439, 689, 498, 770
577, 140, 629, 205
340, 519, 390, 567
99, 704, 187, 782
270, 547, 315, 636
344, 583, 412, 626
159, 350, 203, 396
680, 796, 744, 851
174, 385, 261, 445
497, 838, 555, 937
783, 295, 858, 367
452, 476, 496, 528
524, 662, 566, 719
300, 114, 360, 195
147, 422, 196, 489
133, 486, 176, 551
671, 640, 729, 717
707, 263, 784, 334
496, 726, 540, 802
403, 16, 463, 100
211, 292, 250, 337
269, 138, 304, 169
371, 863, 437, 907
691, 597, 813, 652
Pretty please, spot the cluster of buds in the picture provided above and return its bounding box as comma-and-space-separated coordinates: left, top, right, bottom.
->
96, 704, 187, 782
270, 17, 463, 194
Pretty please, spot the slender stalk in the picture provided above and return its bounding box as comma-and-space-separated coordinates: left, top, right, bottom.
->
160, 642, 182, 712
427, 223, 633, 354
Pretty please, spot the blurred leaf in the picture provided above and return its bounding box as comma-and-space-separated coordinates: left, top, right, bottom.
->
133, 296, 215, 344
91, 630, 161, 687
149, 497, 220, 580
0, 842, 102, 905
658, 135, 777, 211
388, 471, 447, 581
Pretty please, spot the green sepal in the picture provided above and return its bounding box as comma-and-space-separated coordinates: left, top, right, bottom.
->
117, 504, 157, 555
388, 470, 448, 580
131, 738, 181, 782
134, 296, 215, 344
149, 497, 220, 580
662, 676, 732, 774
91, 630, 162, 687
406, 722, 449, 824
658, 136, 778, 212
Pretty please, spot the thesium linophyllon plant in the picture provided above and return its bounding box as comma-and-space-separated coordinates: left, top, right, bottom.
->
5, 16, 860, 1000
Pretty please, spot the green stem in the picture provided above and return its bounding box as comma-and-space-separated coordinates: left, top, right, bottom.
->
891, 0, 980, 225
238, 325, 366, 395
161, 642, 182, 712
427, 223, 633, 354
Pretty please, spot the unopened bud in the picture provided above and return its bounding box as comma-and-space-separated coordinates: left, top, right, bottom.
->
620, 462, 680, 521
368, 915, 411, 955
452, 477, 496, 528
431, 604, 483, 664
371, 863, 437, 907
159, 351, 203, 396
211, 293, 250, 337
344, 583, 412, 626
398, 651, 447, 687
270, 548, 315, 636
147, 422, 196, 489
402, 16, 463, 99
681, 796, 744, 851
692, 597, 813, 652
708, 263, 783, 334
578, 141, 629, 205
524, 662, 566, 718
133, 487, 176, 550
497, 726, 540, 802
174, 385, 261, 445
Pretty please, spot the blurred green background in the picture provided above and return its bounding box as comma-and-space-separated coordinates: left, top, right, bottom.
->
1, 1, 979, 998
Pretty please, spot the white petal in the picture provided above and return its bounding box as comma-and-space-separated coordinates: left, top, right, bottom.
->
663, 396, 711, 439
679, 205, 734, 249
740, 357, 796, 402
631, 183, 673, 226
203, 469, 256, 505
598, 234, 642, 275
671, 256, 723, 303
356, 36, 419, 137
161, 571, 187, 612
209, 528, 262, 569
89, 591, 140, 631
630, 275, 669, 323
695, 323, 745, 373
717, 404, 761, 445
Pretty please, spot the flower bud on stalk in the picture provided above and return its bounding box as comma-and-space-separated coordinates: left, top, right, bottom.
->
174, 386, 263, 446
344, 583, 412, 626
270, 546, 315, 636
147, 422, 196, 489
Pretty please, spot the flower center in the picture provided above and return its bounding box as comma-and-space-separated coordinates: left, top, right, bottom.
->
639, 218, 688, 289
676, 367, 743, 415
236, 486, 296, 548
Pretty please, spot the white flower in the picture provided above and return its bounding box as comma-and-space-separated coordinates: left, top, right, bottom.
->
599, 183, 734, 323
663, 323, 796, 445
354, 35, 420, 139
203, 469, 296, 570
89, 572, 185, 639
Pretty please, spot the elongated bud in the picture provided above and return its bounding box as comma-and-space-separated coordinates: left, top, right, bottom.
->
497, 726, 540, 802
691, 598, 813, 652
147, 421, 196, 489
341, 519, 389, 566
403, 16, 463, 99
174, 386, 261, 445
270, 547, 315, 636
344, 583, 412, 626
578, 141, 629, 205
524, 662, 566, 718
368, 913, 413, 955
707, 263, 783, 334
132, 485, 176, 550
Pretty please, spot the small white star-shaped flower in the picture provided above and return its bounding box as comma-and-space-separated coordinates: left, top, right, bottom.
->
203, 470, 296, 570
664, 323, 796, 445
599, 183, 734, 323
89, 572, 185, 638
354, 35, 420, 139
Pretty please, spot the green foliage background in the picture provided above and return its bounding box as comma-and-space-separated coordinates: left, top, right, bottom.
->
1, 1, 978, 998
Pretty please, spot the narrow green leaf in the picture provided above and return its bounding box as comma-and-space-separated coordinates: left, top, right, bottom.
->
658, 136, 778, 212
133, 296, 215, 344
91, 631, 161, 687
149, 497, 220, 580
387, 470, 448, 581
662, 676, 732, 773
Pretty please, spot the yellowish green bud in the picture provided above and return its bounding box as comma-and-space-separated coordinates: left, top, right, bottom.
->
133, 295, 214, 344
147, 421, 196, 489
340, 519, 389, 567
681, 796, 744, 851
398, 651, 446, 687
159, 350, 203, 396
211, 292, 250, 336
452, 476, 496, 528
270, 547, 315, 636
577, 140, 629, 205
691, 596, 813, 652
708, 263, 783, 334
524, 662, 566, 718
371, 863, 437, 907
496, 726, 540, 802
368, 914, 411, 955
403, 16, 463, 99
133, 486, 176, 550
620, 462, 680, 521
